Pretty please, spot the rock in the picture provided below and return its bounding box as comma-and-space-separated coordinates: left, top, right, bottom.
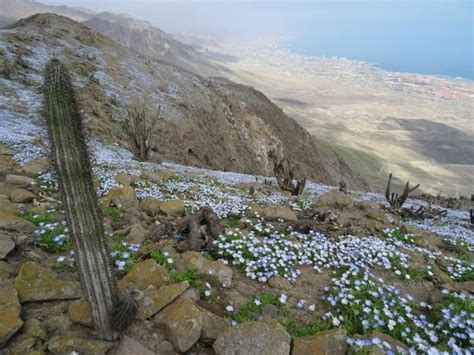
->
366, 210, 388, 223
5, 174, 35, 188
68, 298, 93, 327
10, 189, 36, 203
154, 298, 203, 352
105, 186, 137, 208
140, 198, 163, 217
0, 232, 15, 259
292, 329, 347, 355
260, 205, 298, 221
181, 288, 201, 303
432, 264, 453, 285
179, 251, 233, 287
47, 335, 114, 354
113, 336, 154, 355
314, 190, 354, 210
118, 259, 168, 291
0, 261, 15, 282
455, 280, 474, 293
268, 275, 292, 291
159, 200, 185, 217
200, 308, 230, 343
213, 320, 290, 355
9, 336, 39, 355
155, 340, 178, 355
126, 223, 148, 244
260, 304, 279, 321
142, 170, 173, 184
0, 197, 17, 214
21, 158, 50, 177
0, 285, 23, 347
138, 281, 189, 320
0, 154, 20, 177
115, 173, 139, 186
22, 319, 47, 340
14, 262, 82, 302
0, 211, 35, 233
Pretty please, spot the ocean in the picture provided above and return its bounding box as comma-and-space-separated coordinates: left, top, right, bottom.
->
283, 2, 473, 79
45, 0, 474, 79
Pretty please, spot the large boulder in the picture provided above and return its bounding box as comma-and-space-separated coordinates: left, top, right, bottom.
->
10, 189, 35, 203
5, 174, 35, 188
14, 262, 81, 302
0, 285, 23, 347
213, 320, 290, 355
138, 281, 189, 320
118, 259, 168, 291
292, 329, 347, 355
179, 251, 233, 287
314, 190, 354, 210
0, 212, 34, 233
47, 335, 114, 354
154, 298, 203, 352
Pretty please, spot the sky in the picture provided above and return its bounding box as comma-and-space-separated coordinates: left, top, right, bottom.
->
40, 0, 473, 78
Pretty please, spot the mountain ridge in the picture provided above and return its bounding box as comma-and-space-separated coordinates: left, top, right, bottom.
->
0, 13, 368, 190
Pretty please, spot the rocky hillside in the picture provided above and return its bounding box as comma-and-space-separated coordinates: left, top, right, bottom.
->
0, 13, 367, 190
83, 12, 226, 77
0, 0, 93, 22
0, 134, 472, 353
2, 0, 225, 76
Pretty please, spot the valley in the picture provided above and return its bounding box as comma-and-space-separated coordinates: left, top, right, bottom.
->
198, 39, 474, 196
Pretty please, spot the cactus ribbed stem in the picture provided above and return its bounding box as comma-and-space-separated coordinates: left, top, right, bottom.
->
43, 59, 119, 340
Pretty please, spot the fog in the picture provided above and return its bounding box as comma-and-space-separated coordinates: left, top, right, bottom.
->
40, 0, 473, 78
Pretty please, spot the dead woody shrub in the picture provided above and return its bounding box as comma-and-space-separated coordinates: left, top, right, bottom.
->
123, 106, 160, 161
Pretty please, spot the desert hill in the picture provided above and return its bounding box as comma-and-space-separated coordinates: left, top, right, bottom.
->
0, 0, 93, 21
83, 12, 226, 77
0, 13, 368, 190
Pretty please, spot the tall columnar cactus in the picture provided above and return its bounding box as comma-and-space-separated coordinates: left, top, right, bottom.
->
43, 59, 128, 340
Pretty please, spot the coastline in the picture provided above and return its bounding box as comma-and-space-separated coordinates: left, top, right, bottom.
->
199, 39, 474, 196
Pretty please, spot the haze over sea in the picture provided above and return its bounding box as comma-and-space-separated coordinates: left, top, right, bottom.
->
43, 0, 473, 79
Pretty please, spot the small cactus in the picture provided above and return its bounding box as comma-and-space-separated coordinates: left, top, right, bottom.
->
43, 59, 134, 340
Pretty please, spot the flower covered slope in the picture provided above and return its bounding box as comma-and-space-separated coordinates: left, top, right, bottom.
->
0, 125, 473, 354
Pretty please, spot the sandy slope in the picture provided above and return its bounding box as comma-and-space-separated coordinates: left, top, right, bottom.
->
203, 40, 474, 196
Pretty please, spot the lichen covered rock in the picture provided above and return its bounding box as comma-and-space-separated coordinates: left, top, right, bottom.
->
213, 320, 290, 355
0, 285, 23, 347
14, 262, 81, 302
118, 259, 168, 291
154, 298, 203, 352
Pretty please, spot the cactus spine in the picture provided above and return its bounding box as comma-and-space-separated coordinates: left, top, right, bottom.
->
43, 59, 120, 340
